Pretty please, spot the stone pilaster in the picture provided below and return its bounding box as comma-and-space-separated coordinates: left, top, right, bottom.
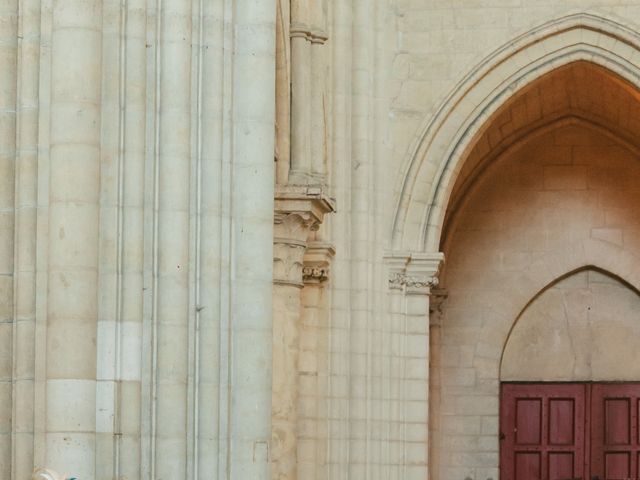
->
384, 251, 444, 479
272, 187, 334, 480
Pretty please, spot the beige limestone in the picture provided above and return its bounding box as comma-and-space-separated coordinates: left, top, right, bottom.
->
433, 122, 640, 479
46, 1, 102, 477
502, 269, 640, 381
6, 2, 640, 479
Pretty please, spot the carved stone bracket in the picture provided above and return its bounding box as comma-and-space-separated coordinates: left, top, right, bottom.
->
273, 186, 336, 287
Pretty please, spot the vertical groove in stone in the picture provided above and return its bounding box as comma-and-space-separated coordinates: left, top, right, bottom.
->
46, 0, 102, 477
12, 0, 40, 477
217, 0, 234, 477
0, 0, 18, 476
196, 1, 224, 478
153, 0, 192, 476
118, 0, 146, 477
96, 0, 125, 476
372, 2, 393, 478
186, 0, 204, 475
145, 0, 161, 476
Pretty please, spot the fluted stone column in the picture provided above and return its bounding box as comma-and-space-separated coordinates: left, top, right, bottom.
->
272, 188, 334, 480
46, 0, 102, 477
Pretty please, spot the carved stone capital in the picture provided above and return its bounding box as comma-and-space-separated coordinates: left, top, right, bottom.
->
384, 251, 444, 294
303, 242, 335, 284
384, 252, 411, 291
273, 186, 336, 287
406, 253, 444, 294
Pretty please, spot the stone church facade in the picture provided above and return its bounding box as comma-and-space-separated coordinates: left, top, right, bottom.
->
3, 0, 640, 479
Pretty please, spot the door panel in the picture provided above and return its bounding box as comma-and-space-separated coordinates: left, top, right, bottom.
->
591, 384, 640, 480
501, 384, 586, 480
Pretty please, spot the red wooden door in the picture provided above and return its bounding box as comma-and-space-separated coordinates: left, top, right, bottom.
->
591, 384, 640, 480
501, 384, 587, 480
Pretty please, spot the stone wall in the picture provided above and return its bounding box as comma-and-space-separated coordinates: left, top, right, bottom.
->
0, 1, 277, 478
3, 1, 640, 479
432, 124, 640, 480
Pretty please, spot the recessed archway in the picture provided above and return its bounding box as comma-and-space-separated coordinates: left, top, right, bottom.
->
427, 50, 640, 479
391, 13, 640, 253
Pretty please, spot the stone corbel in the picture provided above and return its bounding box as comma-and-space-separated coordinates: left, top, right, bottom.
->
273, 186, 336, 287
275, 185, 335, 227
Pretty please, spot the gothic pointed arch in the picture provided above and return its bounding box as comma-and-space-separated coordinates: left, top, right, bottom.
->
391, 12, 640, 253
500, 266, 640, 381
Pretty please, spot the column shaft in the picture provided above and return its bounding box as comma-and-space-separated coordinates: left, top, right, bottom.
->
229, 1, 276, 477
275, 0, 290, 184
309, 0, 326, 181
153, 0, 192, 477
309, 42, 325, 181
13, 0, 41, 476
289, 0, 311, 183
0, 0, 17, 475
196, 0, 225, 477
272, 214, 307, 480
116, 1, 146, 477
272, 278, 302, 480
297, 243, 333, 479
46, 0, 102, 477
